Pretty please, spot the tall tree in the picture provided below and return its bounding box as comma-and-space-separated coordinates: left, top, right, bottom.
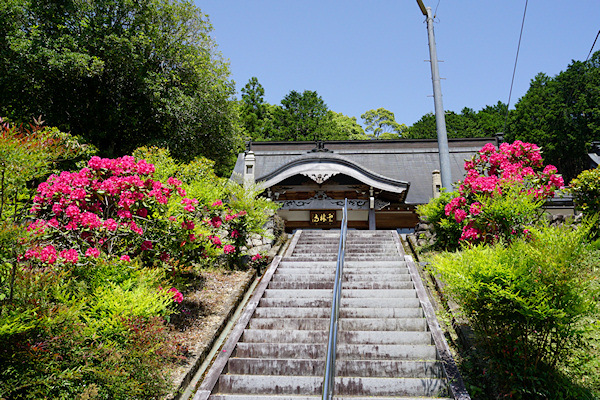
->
240, 77, 267, 140
276, 90, 329, 141
0, 0, 240, 174
477, 101, 508, 135
327, 112, 368, 140
508, 51, 600, 182
361, 108, 407, 139
404, 103, 506, 139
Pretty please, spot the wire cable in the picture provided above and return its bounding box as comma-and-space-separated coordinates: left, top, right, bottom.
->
503, 0, 529, 135
585, 30, 600, 62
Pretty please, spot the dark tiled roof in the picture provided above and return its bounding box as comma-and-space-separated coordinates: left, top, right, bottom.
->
232, 138, 496, 204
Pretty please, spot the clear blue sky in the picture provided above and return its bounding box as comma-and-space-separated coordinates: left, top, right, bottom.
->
196, 1, 599, 127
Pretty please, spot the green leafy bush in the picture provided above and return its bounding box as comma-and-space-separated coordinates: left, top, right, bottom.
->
467, 183, 545, 243
0, 117, 95, 221
432, 222, 599, 398
568, 167, 600, 215
0, 221, 25, 305
132, 146, 227, 205
416, 191, 462, 251
0, 257, 180, 399
224, 180, 279, 235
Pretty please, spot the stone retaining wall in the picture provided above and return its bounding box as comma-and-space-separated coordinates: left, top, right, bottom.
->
242, 214, 287, 257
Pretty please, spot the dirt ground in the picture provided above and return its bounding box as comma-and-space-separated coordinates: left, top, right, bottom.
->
166, 267, 256, 397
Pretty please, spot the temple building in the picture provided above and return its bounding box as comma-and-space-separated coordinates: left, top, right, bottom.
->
231, 138, 498, 232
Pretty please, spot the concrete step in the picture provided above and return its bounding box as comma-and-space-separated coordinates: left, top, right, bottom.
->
247, 318, 329, 330
226, 358, 444, 378
252, 307, 423, 319
271, 273, 412, 282
263, 288, 417, 299
258, 297, 422, 308
241, 329, 328, 344
341, 318, 428, 332
210, 396, 452, 400
278, 260, 407, 268
292, 244, 398, 251
268, 280, 414, 290
234, 343, 437, 361
242, 329, 432, 345
234, 342, 325, 359
275, 266, 409, 275
345, 261, 407, 268
297, 236, 393, 242
216, 375, 447, 397
337, 343, 438, 360
293, 241, 396, 246
247, 317, 428, 331
341, 307, 424, 318
263, 289, 332, 298
288, 255, 401, 261
287, 256, 402, 262
291, 244, 395, 248
342, 289, 418, 298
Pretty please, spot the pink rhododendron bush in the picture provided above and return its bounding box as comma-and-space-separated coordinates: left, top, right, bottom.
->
1, 149, 277, 399
25, 155, 257, 271
418, 141, 564, 250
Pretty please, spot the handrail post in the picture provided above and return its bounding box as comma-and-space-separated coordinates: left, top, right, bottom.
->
322, 198, 348, 400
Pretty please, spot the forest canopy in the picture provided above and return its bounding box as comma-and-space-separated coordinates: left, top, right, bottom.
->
0, 0, 241, 174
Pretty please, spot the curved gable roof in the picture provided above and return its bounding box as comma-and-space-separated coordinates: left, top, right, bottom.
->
256, 152, 410, 195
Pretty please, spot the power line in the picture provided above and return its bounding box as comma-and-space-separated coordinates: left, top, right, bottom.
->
585, 29, 600, 62
503, 0, 529, 135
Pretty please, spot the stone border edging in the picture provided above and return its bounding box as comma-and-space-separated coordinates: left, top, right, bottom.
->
192, 230, 303, 400
171, 269, 257, 400
172, 239, 290, 399
392, 232, 471, 400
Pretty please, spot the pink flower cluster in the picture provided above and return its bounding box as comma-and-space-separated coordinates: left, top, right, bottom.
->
24, 245, 58, 264
223, 244, 236, 254
181, 197, 198, 212
444, 141, 565, 244
87, 155, 155, 175
25, 156, 201, 265
168, 287, 184, 303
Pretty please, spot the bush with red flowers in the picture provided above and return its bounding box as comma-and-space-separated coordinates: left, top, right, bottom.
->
1, 147, 278, 399
419, 141, 564, 249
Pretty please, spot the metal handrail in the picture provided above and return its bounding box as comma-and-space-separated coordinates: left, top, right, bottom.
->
322, 198, 348, 400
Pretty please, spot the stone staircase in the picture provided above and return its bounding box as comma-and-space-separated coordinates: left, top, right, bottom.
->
194, 230, 461, 400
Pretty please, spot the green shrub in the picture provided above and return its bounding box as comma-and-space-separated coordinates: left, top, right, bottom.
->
416, 191, 462, 251
569, 167, 600, 215
0, 256, 180, 399
432, 222, 599, 398
133, 146, 227, 205
468, 183, 545, 243
224, 180, 279, 235
0, 117, 95, 221
133, 146, 279, 269
0, 221, 25, 304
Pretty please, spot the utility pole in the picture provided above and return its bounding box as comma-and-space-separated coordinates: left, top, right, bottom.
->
416, 0, 452, 190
